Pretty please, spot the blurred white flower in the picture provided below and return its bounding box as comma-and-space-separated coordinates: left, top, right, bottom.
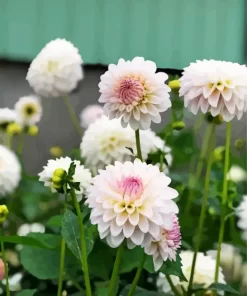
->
241, 263, 247, 293
144, 214, 181, 271
80, 104, 104, 128
207, 243, 243, 282
15, 95, 42, 127
180, 60, 247, 121
0, 108, 17, 131
236, 195, 247, 240
2, 272, 23, 292
38, 157, 92, 201
227, 165, 247, 183
17, 223, 45, 236
0, 145, 21, 197
26, 39, 83, 98
99, 57, 171, 130
157, 251, 225, 294
86, 159, 178, 248
80, 116, 171, 173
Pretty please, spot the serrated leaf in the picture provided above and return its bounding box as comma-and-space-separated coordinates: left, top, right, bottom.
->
119, 247, 143, 274
17, 289, 37, 296
208, 283, 239, 294
61, 209, 94, 262
20, 246, 60, 279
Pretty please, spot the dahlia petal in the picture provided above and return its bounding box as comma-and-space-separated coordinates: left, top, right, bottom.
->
199, 96, 209, 113
129, 211, 140, 226
103, 210, 116, 222
145, 243, 157, 255
148, 222, 160, 238
138, 203, 153, 218
222, 88, 232, 101
110, 221, 122, 236
98, 221, 110, 233
114, 202, 125, 213
123, 221, 135, 238
133, 108, 140, 120
153, 256, 164, 272
224, 99, 236, 114
139, 104, 148, 113
116, 212, 128, 226
129, 116, 139, 131
146, 104, 159, 116
150, 113, 161, 124
127, 239, 136, 249
203, 84, 216, 98
138, 216, 149, 233
130, 228, 144, 245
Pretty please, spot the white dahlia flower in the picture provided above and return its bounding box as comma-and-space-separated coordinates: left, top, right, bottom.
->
144, 215, 181, 271
227, 165, 247, 183
236, 195, 247, 240
38, 157, 92, 201
26, 39, 83, 98
99, 57, 171, 130
0, 145, 21, 197
0, 108, 17, 130
15, 95, 42, 127
179, 60, 247, 121
157, 251, 225, 294
17, 223, 45, 236
207, 244, 243, 282
80, 116, 171, 173
80, 104, 104, 128
86, 159, 179, 248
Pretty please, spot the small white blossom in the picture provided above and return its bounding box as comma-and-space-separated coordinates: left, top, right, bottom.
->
80, 104, 104, 128
0, 108, 17, 130
17, 223, 45, 236
227, 165, 247, 183
236, 195, 247, 240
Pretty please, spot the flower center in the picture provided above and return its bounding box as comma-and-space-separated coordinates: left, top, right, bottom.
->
118, 176, 143, 201
115, 78, 144, 105
47, 60, 59, 73
23, 104, 36, 116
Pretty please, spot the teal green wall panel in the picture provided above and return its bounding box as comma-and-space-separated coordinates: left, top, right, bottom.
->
0, 0, 245, 69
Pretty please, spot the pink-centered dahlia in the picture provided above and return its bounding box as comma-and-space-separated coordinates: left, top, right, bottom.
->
144, 215, 181, 271
99, 57, 171, 130
86, 159, 179, 248
179, 60, 247, 121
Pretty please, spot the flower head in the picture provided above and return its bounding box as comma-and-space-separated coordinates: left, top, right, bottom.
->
179, 60, 247, 121
99, 57, 171, 130
227, 165, 247, 183
6, 123, 22, 136
26, 39, 83, 98
80, 116, 171, 173
38, 157, 92, 200
17, 223, 45, 236
144, 215, 181, 271
0, 145, 21, 197
0, 108, 17, 131
86, 159, 178, 248
236, 195, 247, 240
157, 251, 225, 293
15, 95, 42, 127
80, 104, 104, 128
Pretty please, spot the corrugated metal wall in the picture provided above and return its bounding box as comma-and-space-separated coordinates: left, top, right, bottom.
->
0, 0, 245, 69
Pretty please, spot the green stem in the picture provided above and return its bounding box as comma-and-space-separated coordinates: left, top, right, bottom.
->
70, 188, 92, 296
135, 130, 143, 161
63, 96, 82, 137
108, 244, 124, 296
185, 124, 214, 215
57, 238, 66, 296
166, 275, 181, 296
127, 252, 145, 296
187, 124, 216, 296
1, 229, 10, 296
17, 133, 24, 155
214, 122, 232, 283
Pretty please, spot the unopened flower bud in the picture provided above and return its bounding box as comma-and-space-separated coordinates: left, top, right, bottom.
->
62, 291, 67, 296
50, 146, 63, 157
0, 205, 9, 224
52, 169, 67, 191
168, 80, 180, 90
0, 259, 5, 280
205, 113, 223, 125
172, 121, 185, 130
213, 146, 225, 162
234, 139, 245, 150
6, 123, 22, 136
27, 125, 39, 136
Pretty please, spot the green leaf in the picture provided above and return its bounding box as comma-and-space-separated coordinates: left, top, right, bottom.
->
61, 209, 94, 261
0, 233, 60, 249
17, 290, 37, 296
120, 286, 163, 296
208, 283, 239, 294
68, 162, 76, 178
46, 215, 63, 227
119, 247, 143, 274
144, 254, 186, 281
20, 246, 60, 279
88, 240, 115, 280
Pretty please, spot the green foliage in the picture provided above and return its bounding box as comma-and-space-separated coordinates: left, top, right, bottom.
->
120, 286, 164, 295
17, 290, 37, 296
61, 209, 94, 261
208, 283, 240, 294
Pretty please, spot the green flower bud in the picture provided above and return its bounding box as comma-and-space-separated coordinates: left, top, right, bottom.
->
0, 205, 9, 224
172, 121, 185, 130
213, 146, 225, 162
168, 80, 180, 90
27, 125, 39, 136
205, 113, 223, 125
52, 168, 67, 191
53, 168, 67, 179
234, 139, 245, 150
6, 123, 22, 136
50, 146, 63, 157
